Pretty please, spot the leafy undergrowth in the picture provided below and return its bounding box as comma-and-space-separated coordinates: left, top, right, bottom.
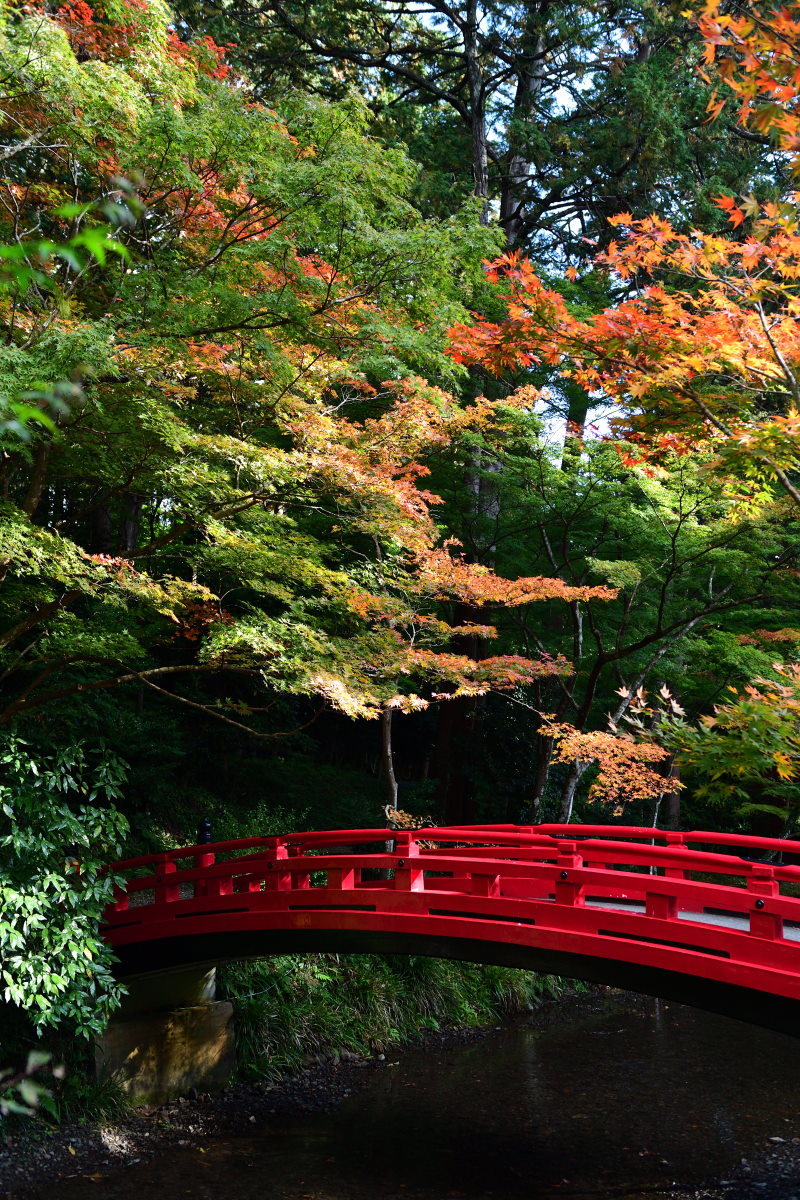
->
219, 954, 566, 1081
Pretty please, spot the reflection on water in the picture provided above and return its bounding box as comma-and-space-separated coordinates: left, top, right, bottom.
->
47, 992, 800, 1199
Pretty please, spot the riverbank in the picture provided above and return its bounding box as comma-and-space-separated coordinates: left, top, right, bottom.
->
218, 953, 562, 1080
0, 1047, 385, 1196
0, 1022, 510, 1196
2, 954, 562, 1193
5, 990, 800, 1200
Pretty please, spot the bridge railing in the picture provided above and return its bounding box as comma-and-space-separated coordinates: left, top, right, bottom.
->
104, 825, 800, 949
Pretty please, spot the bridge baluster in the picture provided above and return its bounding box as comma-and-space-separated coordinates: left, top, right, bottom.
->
555, 843, 585, 907
328, 867, 355, 890
264, 846, 292, 891
394, 862, 424, 891
471, 872, 500, 898
748, 866, 784, 940
155, 860, 179, 906
393, 832, 419, 856
645, 890, 678, 920
664, 832, 688, 879
195, 848, 214, 898
235, 875, 263, 893
206, 873, 234, 897
393, 832, 424, 891
287, 844, 311, 889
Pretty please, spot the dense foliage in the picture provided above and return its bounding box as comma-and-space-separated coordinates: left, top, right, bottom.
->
0, 740, 126, 1036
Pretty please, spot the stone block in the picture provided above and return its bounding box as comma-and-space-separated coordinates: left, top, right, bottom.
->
95, 1000, 235, 1103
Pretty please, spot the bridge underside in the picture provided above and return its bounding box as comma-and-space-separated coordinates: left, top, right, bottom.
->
114, 928, 800, 1038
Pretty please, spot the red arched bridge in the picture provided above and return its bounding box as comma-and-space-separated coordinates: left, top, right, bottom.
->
102, 824, 800, 1034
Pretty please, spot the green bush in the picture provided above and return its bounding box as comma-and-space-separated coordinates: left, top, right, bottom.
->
0, 738, 128, 1038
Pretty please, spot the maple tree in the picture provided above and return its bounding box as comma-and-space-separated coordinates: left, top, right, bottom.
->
542, 719, 672, 815
0, 0, 624, 752
444, 1, 800, 507
442, 0, 800, 821
624, 667, 800, 827
448, 213, 800, 510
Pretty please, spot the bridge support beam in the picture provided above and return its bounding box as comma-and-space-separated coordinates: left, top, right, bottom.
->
95, 968, 235, 1104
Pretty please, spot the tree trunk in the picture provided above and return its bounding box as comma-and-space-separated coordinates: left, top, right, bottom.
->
22, 443, 51, 518
121, 492, 143, 554
499, 16, 549, 245
465, 0, 490, 222
465, 445, 502, 561
565, 387, 591, 440
381, 704, 398, 810
560, 386, 591, 471
90, 500, 114, 555
559, 759, 589, 822
526, 731, 554, 821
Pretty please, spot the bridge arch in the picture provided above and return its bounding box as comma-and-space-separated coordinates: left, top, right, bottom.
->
103, 824, 800, 1037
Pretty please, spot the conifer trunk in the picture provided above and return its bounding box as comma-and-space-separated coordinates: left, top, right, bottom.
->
465, 0, 490, 222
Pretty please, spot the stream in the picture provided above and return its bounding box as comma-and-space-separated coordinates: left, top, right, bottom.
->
27, 991, 800, 1199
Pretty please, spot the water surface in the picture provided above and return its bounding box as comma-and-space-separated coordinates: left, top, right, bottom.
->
46, 991, 800, 1199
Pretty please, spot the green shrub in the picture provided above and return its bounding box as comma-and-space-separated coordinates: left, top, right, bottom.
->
0, 738, 128, 1038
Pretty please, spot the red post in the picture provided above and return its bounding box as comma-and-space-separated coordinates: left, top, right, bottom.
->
664, 832, 687, 880
748, 866, 783, 940
393, 833, 424, 891
155, 860, 179, 906
645, 891, 678, 920
263, 845, 292, 891
394, 861, 425, 891
287, 844, 311, 889
393, 832, 420, 857
235, 875, 263, 894
471, 872, 500, 897
555, 843, 585, 907
328, 867, 356, 890
195, 849, 215, 898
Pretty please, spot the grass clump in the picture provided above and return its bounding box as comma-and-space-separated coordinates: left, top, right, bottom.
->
219, 954, 565, 1080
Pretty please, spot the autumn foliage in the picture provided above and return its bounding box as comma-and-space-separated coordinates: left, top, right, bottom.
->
542, 721, 672, 813
0, 0, 626, 735
695, 0, 800, 161
446, 0, 800, 809
0, 0, 799, 822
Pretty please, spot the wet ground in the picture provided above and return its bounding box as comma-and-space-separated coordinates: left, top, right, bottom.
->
6, 990, 800, 1199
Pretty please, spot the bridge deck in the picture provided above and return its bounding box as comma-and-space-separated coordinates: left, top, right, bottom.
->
583, 898, 800, 937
